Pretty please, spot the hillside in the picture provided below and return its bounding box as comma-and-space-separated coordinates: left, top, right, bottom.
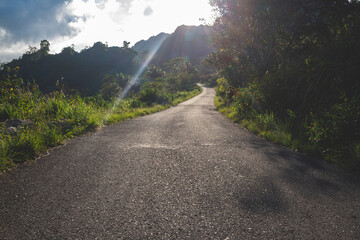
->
132, 32, 170, 54
133, 25, 214, 66
1, 42, 138, 95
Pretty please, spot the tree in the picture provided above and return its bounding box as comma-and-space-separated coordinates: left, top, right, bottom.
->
208, 0, 360, 115
1, 41, 138, 96
26, 46, 38, 55
100, 74, 122, 101
144, 65, 165, 82
100, 73, 131, 100
163, 58, 199, 91
40, 40, 50, 55
123, 41, 130, 48
208, 0, 360, 164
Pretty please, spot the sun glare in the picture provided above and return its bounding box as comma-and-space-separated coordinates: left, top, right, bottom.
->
105, 32, 168, 121
50, 0, 212, 54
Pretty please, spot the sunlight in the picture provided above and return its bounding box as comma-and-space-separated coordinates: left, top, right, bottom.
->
125, 0, 213, 42
1, 0, 213, 61
104, 33, 168, 120
52, 0, 212, 54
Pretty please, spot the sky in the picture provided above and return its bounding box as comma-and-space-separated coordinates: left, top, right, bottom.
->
0, 0, 214, 63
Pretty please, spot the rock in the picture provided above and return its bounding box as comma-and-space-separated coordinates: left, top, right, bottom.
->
4, 119, 33, 129
5, 126, 18, 135
47, 119, 72, 133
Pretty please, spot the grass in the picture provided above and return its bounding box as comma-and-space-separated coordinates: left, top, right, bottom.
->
216, 95, 296, 149
105, 87, 202, 124
104, 105, 168, 124
0, 86, 202, 173
215, 94, 360, 170
215, 95, 314, 158
214, 96, 238, 122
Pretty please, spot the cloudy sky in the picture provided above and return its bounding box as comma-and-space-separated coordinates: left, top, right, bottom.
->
0, 0, 213, 62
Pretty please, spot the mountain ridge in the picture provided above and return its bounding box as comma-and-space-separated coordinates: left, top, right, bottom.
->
132, 25, 214, 65
132, 32, 170, 54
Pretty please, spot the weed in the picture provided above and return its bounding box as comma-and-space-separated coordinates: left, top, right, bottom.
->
0, 84, 201, 172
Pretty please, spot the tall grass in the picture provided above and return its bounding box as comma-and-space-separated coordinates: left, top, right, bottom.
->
0, 84, 202, 172
215, 93, 360, 169
105, 87, 202, 124
215, 95, 296, 148
0, 90, 105, 171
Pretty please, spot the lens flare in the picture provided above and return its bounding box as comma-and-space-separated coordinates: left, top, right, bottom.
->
104, 35, 168, 121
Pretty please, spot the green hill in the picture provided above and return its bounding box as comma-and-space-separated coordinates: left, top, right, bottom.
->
1, 42, 138, 95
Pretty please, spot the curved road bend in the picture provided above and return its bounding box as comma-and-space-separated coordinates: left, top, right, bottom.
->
0, 87, 359, 239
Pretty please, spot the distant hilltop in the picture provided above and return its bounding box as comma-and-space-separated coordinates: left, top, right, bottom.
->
132, 32, 170, 54
132, 25, 215, 65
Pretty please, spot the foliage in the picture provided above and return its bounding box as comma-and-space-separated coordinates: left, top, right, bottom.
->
1, 41, 138, 95
0, 77, 105, 170
137, 58, 200, 105
232, 82, 264, 118
208, 0, 360, 167
163, 57, 200, 91
305, 97, 360, 164
197, 61, 218, 87
100, 73, 130, 101
215, 77, 232, 100
0, 63, 202, 172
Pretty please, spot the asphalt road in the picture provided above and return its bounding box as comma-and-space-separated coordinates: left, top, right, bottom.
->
1, 87, 359, 239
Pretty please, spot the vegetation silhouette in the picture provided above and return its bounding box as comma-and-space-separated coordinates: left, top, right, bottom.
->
0, 34, 205, 171
1, 41, 138, 96
208, 0, 360, 167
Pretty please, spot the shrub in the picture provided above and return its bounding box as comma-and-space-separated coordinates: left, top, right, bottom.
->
232, 82, 265, 119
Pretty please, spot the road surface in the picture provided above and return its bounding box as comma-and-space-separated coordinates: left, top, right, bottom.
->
1, 87, 359, 239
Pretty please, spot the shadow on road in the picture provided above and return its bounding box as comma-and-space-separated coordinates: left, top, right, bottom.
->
232, 134, 360, 215
234, 178, 288, 214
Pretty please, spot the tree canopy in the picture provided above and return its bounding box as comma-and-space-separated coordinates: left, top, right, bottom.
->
1, 41, 138, 95
208, 0, 360, 165
208, 0, 360, 115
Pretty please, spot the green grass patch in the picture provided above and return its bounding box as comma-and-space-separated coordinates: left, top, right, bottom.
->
171, 87, 202, 105
214, 95, 238, 122
215, 94, 360, 169
216, 95, 300, 151
216, 94, 311, 153
104, 105, 167, 125
0, 86, 202, 173
105, 87, 201, 125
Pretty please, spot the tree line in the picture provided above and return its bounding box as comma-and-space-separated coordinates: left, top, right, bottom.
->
1, 41, 138, 96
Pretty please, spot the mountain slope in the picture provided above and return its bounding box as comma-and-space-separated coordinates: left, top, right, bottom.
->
132, 33, 170, 54
155, 25, 214, 65
133, 25, 214, 66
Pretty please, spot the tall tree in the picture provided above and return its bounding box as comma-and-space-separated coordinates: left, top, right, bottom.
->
40, 40, 50, 55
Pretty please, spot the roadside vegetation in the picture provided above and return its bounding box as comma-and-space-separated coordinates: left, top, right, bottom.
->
0, 55, 202, 172
207, 0, 360, 169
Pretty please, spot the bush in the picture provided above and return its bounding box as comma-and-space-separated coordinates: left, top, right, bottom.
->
139, 83, 169, 105
216, 77, 232, 100
232, 82, 265, 119
305, 97, 360, 164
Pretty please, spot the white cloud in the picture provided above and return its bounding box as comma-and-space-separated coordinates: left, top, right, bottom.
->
0, 28, 7, 40
0, 0, 213, 62
0, 42, 29, 63
50, 0, 134, 53
144, 6, 153, 16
